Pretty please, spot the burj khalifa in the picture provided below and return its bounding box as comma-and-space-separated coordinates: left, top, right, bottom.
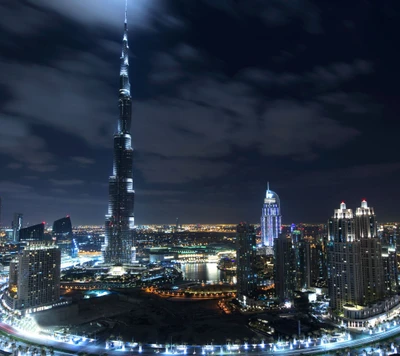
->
103, 2, 135, 265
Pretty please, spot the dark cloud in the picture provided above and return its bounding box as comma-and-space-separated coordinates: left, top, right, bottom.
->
137, 156, 232, 184
49, 179, 85, 187
0, 0, 395, 224
0, 116, 55, 172
202, 0, 322, 33
0, 2, 48, 35
71, 157, 95, 165
238, 60, 373, 89
287, 163, 400, 188
259, 100, 359, 158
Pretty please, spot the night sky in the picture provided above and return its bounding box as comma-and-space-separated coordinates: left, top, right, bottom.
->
0, 0, 399, 226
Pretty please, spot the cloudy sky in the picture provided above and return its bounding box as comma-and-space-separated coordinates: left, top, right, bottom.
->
0, 0, 398, 226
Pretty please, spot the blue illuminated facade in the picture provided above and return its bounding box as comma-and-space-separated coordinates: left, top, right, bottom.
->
260, 183, 282, 248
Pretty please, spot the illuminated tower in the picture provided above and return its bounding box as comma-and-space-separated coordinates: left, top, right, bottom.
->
103, 1, 135, 265
355, 199, 384, 304
5, 241, 61, 312
327, 202, 362, 311
260, 183, 281, 248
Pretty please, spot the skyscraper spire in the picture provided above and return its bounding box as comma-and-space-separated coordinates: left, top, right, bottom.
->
120, 0, 130, 97
103, 1, 135, 265
125, 0, 128, 26
267, 181, 270, 191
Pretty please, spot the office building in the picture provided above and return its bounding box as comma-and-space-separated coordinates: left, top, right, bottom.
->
236, 223, 257, 301
291, 228, 312, 290
103, 5, 135, 265
53, 216, 78, 257
19, 223, 45, 241
12, 213, 23, 242
52, 216, 72, 239
274, 234, 295, 303
5, 241, 61, 313
260, 183, 281, 249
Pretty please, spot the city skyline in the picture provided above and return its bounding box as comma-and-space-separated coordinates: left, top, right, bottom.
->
0, 1, 399, 225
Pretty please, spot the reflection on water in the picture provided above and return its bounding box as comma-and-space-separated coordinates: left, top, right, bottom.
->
181, 263, 236, 284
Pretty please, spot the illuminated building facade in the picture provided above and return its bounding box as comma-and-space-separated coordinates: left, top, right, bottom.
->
5, 242, 61, 313
328, 200, 393, 315
236, 223, 257, 300
103, 4, 135, 265
260, 183, 281, 249
327, 202, 362, 312
355, 200, 385, 304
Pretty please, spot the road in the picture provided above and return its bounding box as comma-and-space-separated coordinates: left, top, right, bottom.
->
1, 319, 400, 355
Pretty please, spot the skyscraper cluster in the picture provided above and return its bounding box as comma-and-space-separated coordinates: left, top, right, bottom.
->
273, 223, 326, 304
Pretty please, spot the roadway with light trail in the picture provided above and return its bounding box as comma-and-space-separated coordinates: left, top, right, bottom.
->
1, 318, 400, 356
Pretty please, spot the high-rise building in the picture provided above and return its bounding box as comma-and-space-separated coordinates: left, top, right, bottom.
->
274, 234, 295, 303
296, 224, 327, 286
327, 200, 394, 316
355, 200, 385, 304
19, 223, 45, 241
53, 216, 78, 257
4, 241, 61, 313
379, 224, 398, 296
103, 3, 135, 265
12, 213, 23, 242
260, 183, 281, 249
236, 223, 257, 301
327, 202, 362, 312
291, 228, 312, 290
52, 216, 72, 239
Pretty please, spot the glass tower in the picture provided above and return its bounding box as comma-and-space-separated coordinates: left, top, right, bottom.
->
236, 223, 257, 301
103, 2, 135, 265
260, 183, 281, 247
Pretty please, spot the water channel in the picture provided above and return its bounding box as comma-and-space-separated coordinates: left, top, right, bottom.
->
180, 262, 237, 284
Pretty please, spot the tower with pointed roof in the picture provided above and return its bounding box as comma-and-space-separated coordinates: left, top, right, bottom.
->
103, 0, 135, 265
260, 182, 282, 249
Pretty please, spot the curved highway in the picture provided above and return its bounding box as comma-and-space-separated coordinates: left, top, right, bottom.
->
1, 319, 400, 356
